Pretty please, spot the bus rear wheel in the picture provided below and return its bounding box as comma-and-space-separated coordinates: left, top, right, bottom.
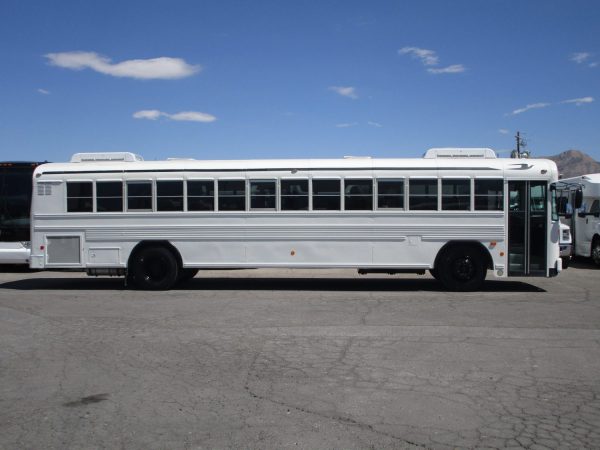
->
437, 245, 486, 291
129, 246, 179, 290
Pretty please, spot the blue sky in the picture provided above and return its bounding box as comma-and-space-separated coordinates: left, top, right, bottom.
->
1, 0, 598, 162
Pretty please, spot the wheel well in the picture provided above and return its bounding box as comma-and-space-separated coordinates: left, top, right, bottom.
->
128, 241, 183, 270
434, 241, 493, 271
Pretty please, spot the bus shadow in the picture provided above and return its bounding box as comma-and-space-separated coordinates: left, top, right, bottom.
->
0, 276, 546, 293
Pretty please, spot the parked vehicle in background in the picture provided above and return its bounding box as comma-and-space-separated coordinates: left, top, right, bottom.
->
556, 173, 600, 265
28, 149, 563, 291
0, 161, 45, 264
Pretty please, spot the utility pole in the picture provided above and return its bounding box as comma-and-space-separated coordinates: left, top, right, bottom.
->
511, 131, 529, 158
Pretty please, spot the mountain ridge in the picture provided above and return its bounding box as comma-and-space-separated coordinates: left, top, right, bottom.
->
538, 149, 600, 178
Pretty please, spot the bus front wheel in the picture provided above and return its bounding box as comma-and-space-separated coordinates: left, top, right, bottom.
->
437, 245, 486, 291
129, 246, 179, 290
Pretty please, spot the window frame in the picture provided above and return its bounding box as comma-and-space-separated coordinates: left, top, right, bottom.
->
217, 178, 247, 212
474, 177, 504, 211
441, 177, 472, 211
156, 179, 184, 212
126, 179, 154, 212
95, 179, 124, 213
249, 179, 277, 211
343, 178, 374, 211
186, 178, 216, 212
66, 180, 94, 213
311, 178, 342, 211
408, 177, 439, 211
280, 178, 310, 211
376, 178, 405, 211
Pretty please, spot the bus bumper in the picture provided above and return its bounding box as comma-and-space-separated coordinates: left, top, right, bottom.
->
0, 242, 31, 265
549, 258, 562, 277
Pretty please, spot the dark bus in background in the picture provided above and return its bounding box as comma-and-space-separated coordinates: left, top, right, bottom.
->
0, 162, 45, 264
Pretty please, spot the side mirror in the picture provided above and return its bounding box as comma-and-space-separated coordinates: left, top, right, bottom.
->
574, 189, 583, 209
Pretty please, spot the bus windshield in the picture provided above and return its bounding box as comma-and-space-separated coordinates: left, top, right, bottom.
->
0, 164, 37, 242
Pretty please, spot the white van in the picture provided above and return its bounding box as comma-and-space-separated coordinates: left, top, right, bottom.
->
557, 174, 600, 265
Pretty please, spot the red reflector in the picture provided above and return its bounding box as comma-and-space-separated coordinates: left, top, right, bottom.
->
40, 245, 45, 250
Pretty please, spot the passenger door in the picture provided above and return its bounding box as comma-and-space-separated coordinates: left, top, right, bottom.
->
508, 181, 548, 276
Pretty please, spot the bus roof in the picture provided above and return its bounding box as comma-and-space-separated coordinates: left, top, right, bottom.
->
34, 155, 558, 178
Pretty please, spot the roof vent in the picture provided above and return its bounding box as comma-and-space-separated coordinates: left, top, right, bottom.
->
70, 152, 144, 163
424, 148, 497, 159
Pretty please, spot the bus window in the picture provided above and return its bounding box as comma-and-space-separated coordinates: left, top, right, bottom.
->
344, 179, 372, 210
96, 181, 123, 212
281, 179, 308, 210
250, 180, 276, 209
475, 179, 503, 211
377, 180, 404, 209
409, 179, 437, 211
127, 181, 152, 211
218, 180, 245, 211
157, 181, 184, 211
442, 179, 470, 210
187, 180, 214, 211
312, 179, 340, 210
67, 182, 93, 212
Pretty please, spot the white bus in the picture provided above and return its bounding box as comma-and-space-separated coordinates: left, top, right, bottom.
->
0, 161, 45, 264
29, 149, 563, 291
557, 173, 600, 265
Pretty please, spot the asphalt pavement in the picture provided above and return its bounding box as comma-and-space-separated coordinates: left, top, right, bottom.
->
1, 262, 599, 449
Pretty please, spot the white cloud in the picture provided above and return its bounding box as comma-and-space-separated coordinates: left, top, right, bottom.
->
398, 47, 439, 66
509, 102, 551, 115
507, 96, 594, 116
367, 121, 383, 127
45, 51, 200, 80
570, 52, 591, 64
133, 109, 216, 122
399, 46, 464, 74
169, 111, 216, 122
37, 88, 50, 95
498, 129, 510, 134
133, 110, 163, 120
561, 96, 594, 106
589, 62, 598, 68
335, 122, 358, 128
329, 86, 358, 99
427, 64, 466, 74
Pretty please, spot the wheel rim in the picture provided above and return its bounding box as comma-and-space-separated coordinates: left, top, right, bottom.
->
141, 255, 169, 283
452, 256, 475, 281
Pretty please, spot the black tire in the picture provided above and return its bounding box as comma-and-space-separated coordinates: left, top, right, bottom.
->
592, 238, 600, 266
561, 256, 570, 269
129, 246, 179, 290
437, 245, 487, 291
429, 268, 440, 281
178, 268, 199, 283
